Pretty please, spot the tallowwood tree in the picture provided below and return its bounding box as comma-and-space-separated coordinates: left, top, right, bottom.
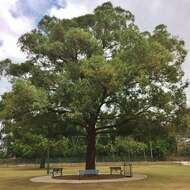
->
0, 2, 188, 169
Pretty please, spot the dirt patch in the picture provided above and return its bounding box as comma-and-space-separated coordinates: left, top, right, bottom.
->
54, 174, 126, 180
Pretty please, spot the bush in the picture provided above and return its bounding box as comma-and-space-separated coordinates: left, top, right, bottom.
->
152, 136, 176, 160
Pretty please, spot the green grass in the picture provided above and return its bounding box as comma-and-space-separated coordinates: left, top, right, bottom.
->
0, 163, 190, 190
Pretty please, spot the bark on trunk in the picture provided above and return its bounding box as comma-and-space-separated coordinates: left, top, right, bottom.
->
40, 157, 46, 169
85, 127, 96, 170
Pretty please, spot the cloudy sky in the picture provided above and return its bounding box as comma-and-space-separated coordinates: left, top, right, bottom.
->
0, 0, 190, 101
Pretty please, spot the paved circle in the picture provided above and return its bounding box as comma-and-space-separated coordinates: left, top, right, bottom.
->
30, 174, 147, 184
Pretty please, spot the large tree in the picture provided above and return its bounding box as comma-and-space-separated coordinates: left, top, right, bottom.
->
0, 2, 187, 169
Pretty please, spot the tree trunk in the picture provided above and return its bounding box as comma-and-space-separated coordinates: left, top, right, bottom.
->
85, 127, 96, 170
150, 141, 153, 161
40, 157, 46, 169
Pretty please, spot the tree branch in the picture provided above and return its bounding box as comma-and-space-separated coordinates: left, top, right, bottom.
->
96, 124, 116, 132
96, 106, 151, 132
96, 129, 116, 135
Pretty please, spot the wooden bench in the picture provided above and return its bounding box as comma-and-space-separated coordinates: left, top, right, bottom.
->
49, 168, 63, 177
110, 166, 123, 175
79, 169, 99, 176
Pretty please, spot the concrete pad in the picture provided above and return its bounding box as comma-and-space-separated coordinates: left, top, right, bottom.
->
30, 174, 147, 184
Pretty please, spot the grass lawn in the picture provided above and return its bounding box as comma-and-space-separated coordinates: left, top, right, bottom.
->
0, 163, 190, 190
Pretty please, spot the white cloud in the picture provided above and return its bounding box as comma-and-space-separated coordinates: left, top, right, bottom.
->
0, 33, 26, 63
0, 78, 11, 95
50, 1, 88, 19
0, 0, 35, 62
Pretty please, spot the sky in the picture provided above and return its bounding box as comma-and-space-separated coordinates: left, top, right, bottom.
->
0, 0, 190, 102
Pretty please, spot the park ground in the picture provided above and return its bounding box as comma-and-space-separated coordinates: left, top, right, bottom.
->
0, 163, 190, 190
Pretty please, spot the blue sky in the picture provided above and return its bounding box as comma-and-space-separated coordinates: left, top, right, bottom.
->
10, 0, 66, 21
1, 0, 190, 102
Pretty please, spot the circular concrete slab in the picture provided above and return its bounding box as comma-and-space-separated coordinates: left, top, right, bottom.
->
30, 174, 147, 184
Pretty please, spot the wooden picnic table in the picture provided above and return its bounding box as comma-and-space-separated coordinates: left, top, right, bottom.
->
110, 166, 123, 175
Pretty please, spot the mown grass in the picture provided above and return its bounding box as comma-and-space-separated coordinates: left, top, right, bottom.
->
0, 163, 190, 190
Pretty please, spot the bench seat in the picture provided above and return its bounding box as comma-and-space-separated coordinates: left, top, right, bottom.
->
79, 169, 99, 176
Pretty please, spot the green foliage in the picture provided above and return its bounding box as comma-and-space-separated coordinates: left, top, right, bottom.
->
179, 146, 190, 156
115, 137, 147, 155
0, 80, 48, 121
152, 136, 177, 160
10, 134, 48, 158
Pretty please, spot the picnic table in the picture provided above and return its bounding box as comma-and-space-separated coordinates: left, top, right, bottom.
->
49, 168, 63, 177
110, 166, 123, 175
